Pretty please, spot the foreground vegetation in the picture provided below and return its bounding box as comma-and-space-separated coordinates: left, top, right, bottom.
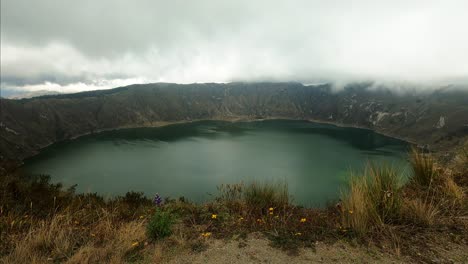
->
1, 145, 467, 263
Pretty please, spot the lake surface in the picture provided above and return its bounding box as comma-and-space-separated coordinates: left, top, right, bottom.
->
23, 120, 410, 207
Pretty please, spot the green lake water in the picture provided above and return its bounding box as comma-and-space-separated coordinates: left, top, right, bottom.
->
23, 120, 410, 207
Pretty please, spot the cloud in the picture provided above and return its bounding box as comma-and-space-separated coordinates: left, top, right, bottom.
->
1, 0, 468, 93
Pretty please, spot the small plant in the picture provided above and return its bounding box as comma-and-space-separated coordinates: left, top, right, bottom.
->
146, 210, 175, 240
190, 239, 209, 252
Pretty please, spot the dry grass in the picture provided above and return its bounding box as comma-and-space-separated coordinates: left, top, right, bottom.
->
409, 147, 438, 187
67, 220, 146, 264
2, 214, 79, 263
1, 147, 467, 262
406, 147, 465, 216
1, 209, 147, 264
341, 176, 371, 235
341, 164, 403, 235
402, 198, 440, 226
242, 181, 289, 213
443, 175, 464, 202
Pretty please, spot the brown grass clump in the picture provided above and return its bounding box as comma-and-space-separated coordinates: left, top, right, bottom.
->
341, 163, 403, 235
409, 147, 438, 187
2, 214, 80, 263
341, 176, 371, 235
443, 175, 464, 202
406, 148, 465, 216
2, 211, 147, 264
402, 198, 440, 227
67, 220, 146, 264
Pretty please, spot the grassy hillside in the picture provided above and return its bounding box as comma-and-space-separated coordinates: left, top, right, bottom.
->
0, 147, 466, 263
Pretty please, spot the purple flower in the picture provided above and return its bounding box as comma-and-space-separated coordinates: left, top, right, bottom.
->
153, 193, 163, 206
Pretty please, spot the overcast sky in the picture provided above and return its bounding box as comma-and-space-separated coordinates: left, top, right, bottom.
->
1, 0, 468, 93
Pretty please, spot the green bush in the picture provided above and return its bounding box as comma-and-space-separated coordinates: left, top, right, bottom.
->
146, 210, 175, 240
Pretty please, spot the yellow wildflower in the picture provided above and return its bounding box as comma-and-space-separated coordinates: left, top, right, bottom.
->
269, 207, 274, 211
300, 218, 307, 223
201, 232, 212, 237
211, 214, 217, 219
131, 241, 139, 247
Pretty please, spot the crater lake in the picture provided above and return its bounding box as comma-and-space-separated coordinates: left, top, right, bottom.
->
22, 120, 410, 207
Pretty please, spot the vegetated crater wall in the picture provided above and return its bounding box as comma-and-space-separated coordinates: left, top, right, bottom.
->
1, 82, 467, 162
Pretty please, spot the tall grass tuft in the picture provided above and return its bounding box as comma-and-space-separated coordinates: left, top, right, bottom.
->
341, 163, 403, 235
341, 176, 371, 235
409, 147, 438, 187
367, 165, 403, 223
402, 198, 440, 226
443, 176, 464, 202
243, 181, 289, 213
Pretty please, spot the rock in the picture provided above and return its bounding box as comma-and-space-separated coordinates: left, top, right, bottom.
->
435, 116, 446, 129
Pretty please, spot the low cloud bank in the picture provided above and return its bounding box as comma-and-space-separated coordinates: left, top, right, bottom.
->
1, 0, 467, 94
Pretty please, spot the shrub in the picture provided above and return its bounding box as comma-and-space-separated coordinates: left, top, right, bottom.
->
146, 210, 175, 240
409, 147, 438, 187
119, 191, 152, 206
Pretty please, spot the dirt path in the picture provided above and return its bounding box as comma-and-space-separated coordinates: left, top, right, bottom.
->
163, 234, 420, 264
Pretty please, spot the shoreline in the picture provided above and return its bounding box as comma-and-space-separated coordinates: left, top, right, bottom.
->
23, 116, 415, 164
24, 116, 418, 160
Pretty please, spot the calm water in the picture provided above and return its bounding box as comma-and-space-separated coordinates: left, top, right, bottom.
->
23, 120, 410, 206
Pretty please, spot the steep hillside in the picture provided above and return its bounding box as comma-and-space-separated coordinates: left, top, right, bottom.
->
1, 82, 467, 162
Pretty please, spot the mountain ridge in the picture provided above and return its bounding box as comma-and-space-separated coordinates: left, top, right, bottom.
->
1, 82, 467, 162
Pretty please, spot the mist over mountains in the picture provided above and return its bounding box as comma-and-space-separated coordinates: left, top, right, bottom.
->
2, 0, 468, 93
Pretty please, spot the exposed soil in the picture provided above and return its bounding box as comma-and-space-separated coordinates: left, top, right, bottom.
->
161, 232, 467, 264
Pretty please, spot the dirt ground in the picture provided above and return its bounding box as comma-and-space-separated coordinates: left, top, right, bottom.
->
160, 232, 467, 264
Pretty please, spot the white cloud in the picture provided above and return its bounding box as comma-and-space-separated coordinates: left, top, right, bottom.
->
1, 0, 468, 92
